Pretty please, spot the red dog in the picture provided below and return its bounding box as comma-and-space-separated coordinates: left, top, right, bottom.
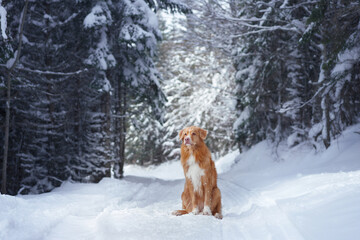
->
172, 126, 222, 219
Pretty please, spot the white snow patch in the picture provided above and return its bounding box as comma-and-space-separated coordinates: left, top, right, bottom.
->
215, 150, 239, 174
280, 0, 289, 9
6, 50, 17, 69
287, 132, 301, 147
332, 47, 360, 75
233, 106, 250, 130
124, 160, 183, 180
1, 123, 360, 240
83, 4, 111, 28
0, 1, 7, 39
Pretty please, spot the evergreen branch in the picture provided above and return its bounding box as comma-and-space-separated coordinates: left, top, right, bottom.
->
214, 15, 289, 24
6, 1, 28, 71
17, 67, 88, 75
0, 64, 88, 75
278, 81, 336, 113
230, 25, 301, 38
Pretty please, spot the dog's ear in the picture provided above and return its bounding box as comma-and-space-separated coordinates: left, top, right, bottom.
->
179, 129, 185, 140
199, 128, 207, 140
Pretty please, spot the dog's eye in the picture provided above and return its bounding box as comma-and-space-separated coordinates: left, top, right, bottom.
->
184, 133, 187, 136
192, 133, 196, 135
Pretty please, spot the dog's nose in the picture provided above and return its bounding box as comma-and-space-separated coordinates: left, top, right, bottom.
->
184, 137, 190, 144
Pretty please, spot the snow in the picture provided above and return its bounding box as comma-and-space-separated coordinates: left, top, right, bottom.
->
1, 123, 360, 240
331, 25, 360, 77
125, 160, 183, 180
287, 132, 301, 147
280, 0, 289, 9
332, 47, 360, 75
83, 4, 111, 29
6, 50, 17, 69
215, 150, 240, 174
102, 75, 111, 92
0, 0, 7, 39
233, 106, 250, 130
85, 28, 116, 71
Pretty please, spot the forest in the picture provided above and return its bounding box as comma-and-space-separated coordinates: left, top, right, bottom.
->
1, 0, 360, 195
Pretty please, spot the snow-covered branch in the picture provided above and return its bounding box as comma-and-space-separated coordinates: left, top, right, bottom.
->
0, 64, 88, 75
230, 25, 301, 38
0, 0, 7, 39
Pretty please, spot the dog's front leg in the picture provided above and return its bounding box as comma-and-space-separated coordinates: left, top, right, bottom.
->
190, 191, 200, 214
203, 184, 212, 215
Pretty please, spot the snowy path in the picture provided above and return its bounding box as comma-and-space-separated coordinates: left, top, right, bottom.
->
1, 175, 302, 240
1, 124, 360, 240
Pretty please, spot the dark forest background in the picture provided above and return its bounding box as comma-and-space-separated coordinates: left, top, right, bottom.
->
1, 0, 359, 195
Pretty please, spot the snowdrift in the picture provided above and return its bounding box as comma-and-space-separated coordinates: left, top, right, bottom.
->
1, 124, 360, 240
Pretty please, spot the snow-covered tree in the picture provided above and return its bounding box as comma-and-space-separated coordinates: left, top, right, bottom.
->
157, 11, 236, 161
230, 0, 360, 150
303, 0, 360, 149
83, 0, 189, 175
1, 0, 104, 193
0, 0, 190, 194
0, 0, 25, 194
126, 98, 166, 165
231, 0, 320, 149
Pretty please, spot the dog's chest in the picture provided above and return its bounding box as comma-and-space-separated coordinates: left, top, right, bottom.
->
186, 154, 205, 193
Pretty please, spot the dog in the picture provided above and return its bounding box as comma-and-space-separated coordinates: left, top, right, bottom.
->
172, 126, 222, 219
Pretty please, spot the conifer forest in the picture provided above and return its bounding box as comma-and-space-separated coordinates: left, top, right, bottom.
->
1, 0, 360, 195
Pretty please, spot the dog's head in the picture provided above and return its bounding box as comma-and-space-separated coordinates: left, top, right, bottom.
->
179, 126, 207, 147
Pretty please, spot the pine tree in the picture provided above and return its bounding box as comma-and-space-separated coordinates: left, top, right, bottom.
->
83, 0, 181, 176
1, 0, 190, 194
304, 0, 360, 148
157, 11, 236, 161
230, 1, 322, 151
126, 99, 166, 165
4, 0, 98, 193
17, 0, 191, 193
230, 0, 359, 151
119, 1, 191, 166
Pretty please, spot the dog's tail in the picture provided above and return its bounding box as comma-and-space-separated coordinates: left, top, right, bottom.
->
172, 210, 188, 216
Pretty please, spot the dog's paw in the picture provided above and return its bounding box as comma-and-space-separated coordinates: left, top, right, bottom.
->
202, 206, 212, 216
172, 210, 181, 216
172, 210, 187, 216
191, 207, 200, 215
215, 212, 223, 219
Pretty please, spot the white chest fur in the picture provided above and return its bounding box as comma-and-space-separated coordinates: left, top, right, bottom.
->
186, 154, 205, 193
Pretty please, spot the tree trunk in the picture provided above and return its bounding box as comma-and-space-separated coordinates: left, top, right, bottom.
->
322, 94, 331, 148
321, 44, 331, 149
1, 0, 29, 195
104, 90, 112, 178
1, 72, 11, 195
118, 83, 127, 178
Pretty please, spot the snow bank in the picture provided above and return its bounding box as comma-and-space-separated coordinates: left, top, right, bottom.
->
225, 124, 360, 188
124, 150, 240, 180
124, 160, 183, 180
215, 150, 240, 174
1, 123, 360, 240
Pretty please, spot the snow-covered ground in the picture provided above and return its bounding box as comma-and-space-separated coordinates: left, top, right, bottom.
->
1, 124, 360, 240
